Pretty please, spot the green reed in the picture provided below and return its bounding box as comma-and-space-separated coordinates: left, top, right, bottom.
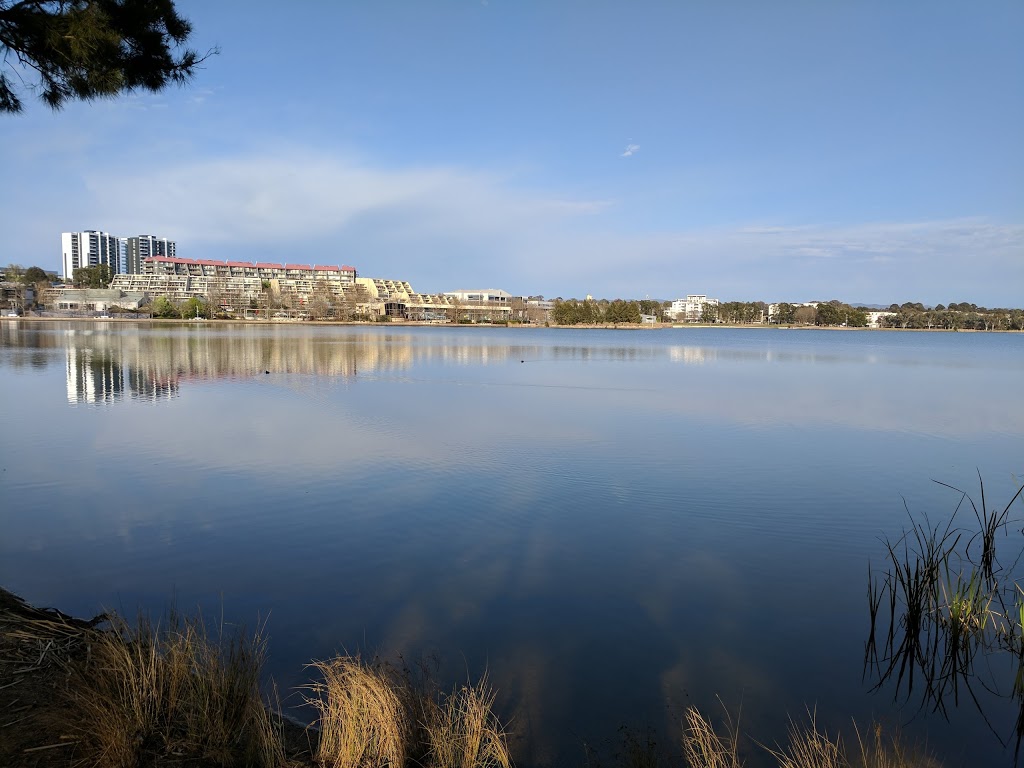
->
865, 475, 1024, 756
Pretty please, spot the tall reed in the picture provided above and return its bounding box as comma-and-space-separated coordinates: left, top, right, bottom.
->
424, 673, 514, 768
681, 704, 743, 768
865, 477, 1024, 754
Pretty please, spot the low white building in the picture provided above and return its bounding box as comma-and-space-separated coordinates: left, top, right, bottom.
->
443, 289, 513, 305
669, 294, 719, 322
866, 311, 897, 328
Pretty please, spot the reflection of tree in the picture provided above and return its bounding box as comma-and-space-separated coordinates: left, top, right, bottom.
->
866, 479, 1024, 757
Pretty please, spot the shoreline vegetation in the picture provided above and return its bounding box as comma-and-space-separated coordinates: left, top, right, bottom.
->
1, 314, 1020, 333
2, 588, 944, 768
865, 479, 1024, 762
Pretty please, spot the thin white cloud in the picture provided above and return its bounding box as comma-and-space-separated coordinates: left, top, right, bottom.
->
81, 150, 608, 247
621, 143, 640, 158
13, 142, 1023, 304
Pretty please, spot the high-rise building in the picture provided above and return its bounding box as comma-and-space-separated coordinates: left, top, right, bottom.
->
61, 231, 122, 281
124, 235, 176, 274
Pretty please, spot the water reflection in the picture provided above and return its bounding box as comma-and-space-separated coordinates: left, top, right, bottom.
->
2, 321, 1023, 766
65, 346, 125, 404
0, 323, 1021, 442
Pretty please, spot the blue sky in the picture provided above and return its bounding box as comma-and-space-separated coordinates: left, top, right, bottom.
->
3, 1, 1022, 305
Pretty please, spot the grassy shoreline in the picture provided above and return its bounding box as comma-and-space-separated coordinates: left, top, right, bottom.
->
1, 587, 949, 768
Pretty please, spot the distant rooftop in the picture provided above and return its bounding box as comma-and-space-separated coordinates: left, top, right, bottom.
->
145, 257, 356, 271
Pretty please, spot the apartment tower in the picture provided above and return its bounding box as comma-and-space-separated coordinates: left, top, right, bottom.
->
124, 235, 176, 274
60, 231, 122, 281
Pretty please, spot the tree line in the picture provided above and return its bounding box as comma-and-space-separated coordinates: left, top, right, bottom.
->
551, 297, 1024, 330
551, 298, 666, 325
876, 302, 1024, 331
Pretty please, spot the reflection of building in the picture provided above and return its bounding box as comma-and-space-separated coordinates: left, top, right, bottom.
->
61, 231, 122, 281
669, 346, 709, 365
126, 365, 179, 402
66, 346, 124, 404
124, 235, 176, 274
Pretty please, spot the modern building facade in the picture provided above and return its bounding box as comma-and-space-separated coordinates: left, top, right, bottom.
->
124, 235, 176, 274
110, 257, 360, 309
669, 294, 720, 321
443, 289, 513, 305
61, 231, 122, 281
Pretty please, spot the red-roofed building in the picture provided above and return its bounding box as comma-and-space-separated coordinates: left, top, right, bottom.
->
134, 257, 359, 307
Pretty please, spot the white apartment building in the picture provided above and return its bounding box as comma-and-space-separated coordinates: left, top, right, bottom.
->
669, 294, 719, 322
61, 231, 122, 281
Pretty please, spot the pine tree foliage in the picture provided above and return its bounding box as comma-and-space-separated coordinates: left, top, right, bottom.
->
0, 0, 212, 113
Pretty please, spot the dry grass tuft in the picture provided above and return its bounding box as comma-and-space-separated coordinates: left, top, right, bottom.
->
853, 722, 943, 768
305, 654, 410, 768
424, 673, 513, 768
681, 704, 743, 768
64, 609, 282, 768
767, 711, 845, 768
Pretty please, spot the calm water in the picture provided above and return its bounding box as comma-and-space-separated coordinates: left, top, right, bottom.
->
1, 321, 1022, 766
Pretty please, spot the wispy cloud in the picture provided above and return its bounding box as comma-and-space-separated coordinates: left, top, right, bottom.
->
621, 143, 640, 158
81, 149, 608, 247
12, 142, 1023, 304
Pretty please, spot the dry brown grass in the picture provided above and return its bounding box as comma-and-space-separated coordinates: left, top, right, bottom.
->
681, 704, 743, 768
680, 704, 943, 768
304, 655, 513, 768
424, 673, 513, 768
305, 655, 411, 768
764, 712, 845, 768
852, 722, 943, 768
63, 610, 283, 768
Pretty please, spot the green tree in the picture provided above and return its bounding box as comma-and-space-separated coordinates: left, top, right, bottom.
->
72, 263, 111, 288
793, 305, 817, 325
552, 298, 601, 325
845, 307, 869, 327
815, 302, 843, 326
21, 266, 49, 285
0, 0, 213, 113
605, 299, 641, 324
179, 296, 206, 319
772, 302, 796, 324
150, 295, 176, 318
637, 299, 662, 320
700, 302, 718, 323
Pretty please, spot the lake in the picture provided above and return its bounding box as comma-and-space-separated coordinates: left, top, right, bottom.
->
1, 321, 1022, 766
